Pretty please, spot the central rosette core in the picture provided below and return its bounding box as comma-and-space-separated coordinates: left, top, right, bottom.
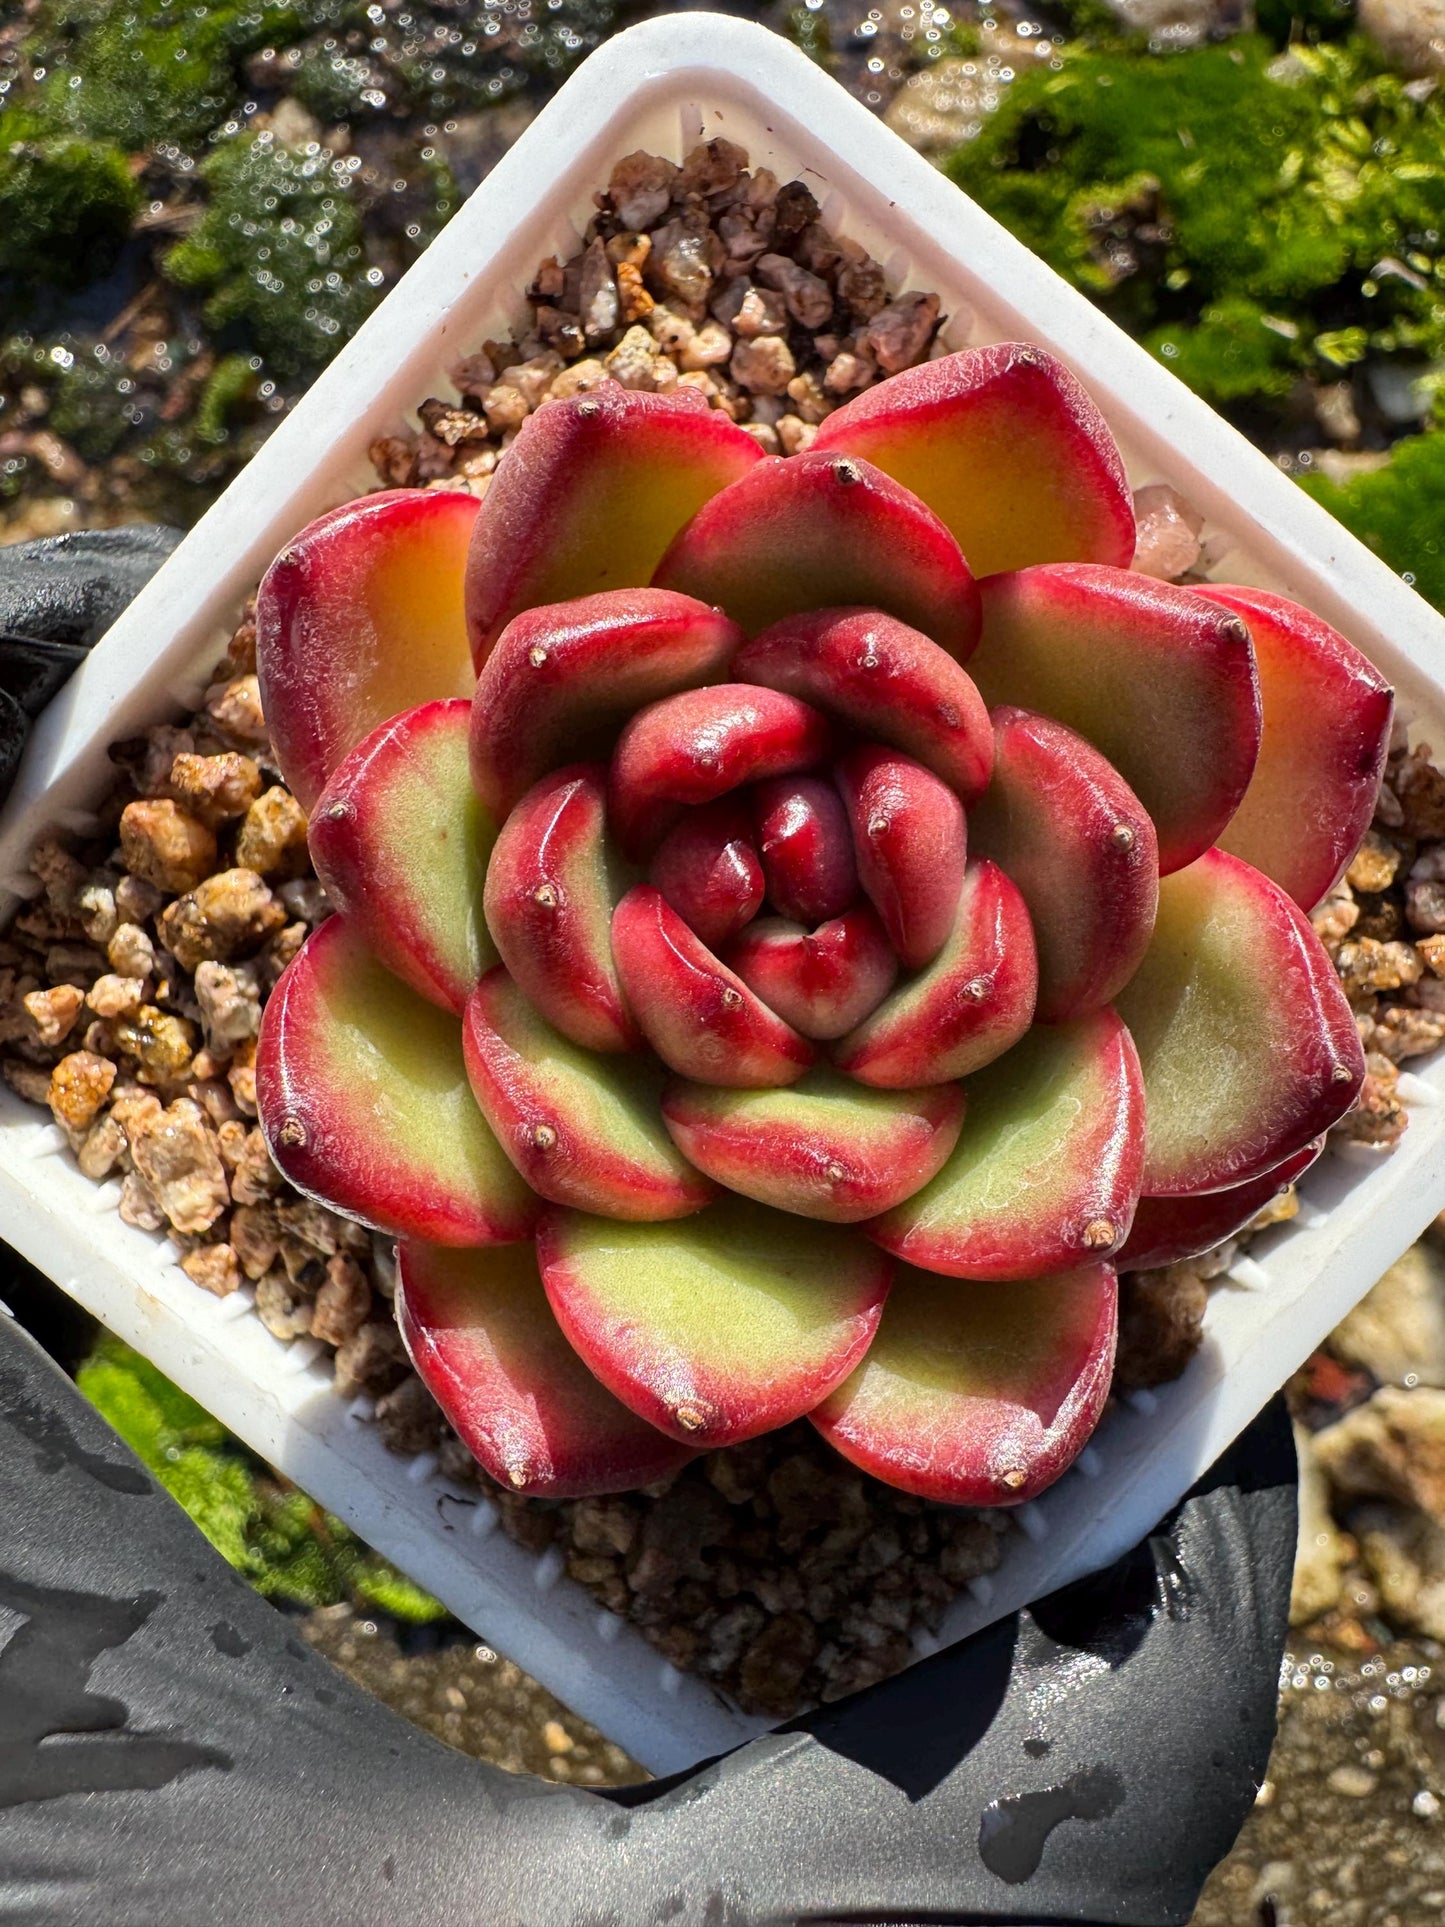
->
464, 579, 1050, 1227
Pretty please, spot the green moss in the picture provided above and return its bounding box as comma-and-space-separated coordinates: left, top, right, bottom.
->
45, 343, 139, 459
0, 131, 140, 290
948, 36, 1445, 414
1301, 432, 1445, 612
78, 1331, 448, 1622
1254, 0, 1355, 47
291, 47, 388, 125
28, 0, 363, 152
164, 132, 374, 379
77, 1332, 259, 1566
193, 352, 260, 444
1144, 296, 1299, 407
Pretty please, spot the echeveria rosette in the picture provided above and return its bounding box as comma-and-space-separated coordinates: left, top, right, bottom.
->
255, 343, 1387, 1507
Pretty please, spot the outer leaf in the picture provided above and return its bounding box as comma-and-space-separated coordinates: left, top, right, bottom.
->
868, 1011, 1144, 1277
466, 388, 762, 663
661, 1069, 965, 1223
835, 859, 1037, 1087
968, 706, 1158, 1022
1114, 848, 1365, 1195
652, 447, 981, 655
469, 588, 742, 817
256, 916, 537, 1246
972, 564, 1262, 873
462, 968, 715, 1220
397, 1242, 695, 1498
537, 1197, 892, 1446
310, 700, 495, 1015
257, 489, 478, 809
1118, 1138, 1324, 1272
1198, 584, 1394, 910
812, 1262, 1118, 1506
811, 342, 1135, 577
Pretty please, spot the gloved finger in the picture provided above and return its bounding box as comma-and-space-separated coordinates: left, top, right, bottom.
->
0, 526, 181, 806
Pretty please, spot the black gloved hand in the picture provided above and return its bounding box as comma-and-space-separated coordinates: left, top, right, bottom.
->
0, 524, 1296, 1925
0, 526, 181, 801
0, 1306, 1294, 1927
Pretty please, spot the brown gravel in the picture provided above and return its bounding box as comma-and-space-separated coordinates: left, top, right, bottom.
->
1309, 722, 1445, 1151
300, 1603, 643, 1786
0, 139, 1425, 1722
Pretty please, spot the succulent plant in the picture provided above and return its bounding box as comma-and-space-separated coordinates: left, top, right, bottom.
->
255, 342, 1387, 1508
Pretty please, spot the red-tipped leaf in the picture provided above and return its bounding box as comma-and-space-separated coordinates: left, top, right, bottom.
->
812, 1261, 1118, 1506
257, 916, 537, 1246
538, 1197, 892, 1446
398, 1242, 696, 1497
257, 490, 478, 809
812, 343, 1135, 577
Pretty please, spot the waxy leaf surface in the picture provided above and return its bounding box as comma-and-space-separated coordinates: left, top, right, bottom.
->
398, 1242, 695, 1497
838, 746, 968, 972
972, 564, 1262, 873
724, 910, 898, 1041
257, 489, 478, 809
466, 388, 762, 662
1118, 1138, 1324, 1272
483, 765, 638, 1053
968, 706, 1158, 1022
653, 447, 980, 655
612, 886, 815, 1087
751, 775, 858, 927
310, 699, 495, 1015
470, 588, 741, 816
836, 859, 1037, 1087
257, 916, 536, 1246
1115, 849, 1365, 1194
608, 684, 832, 860
649, 798, 765, 949
813, 1261, 1117, 1506
869, 1011, 1144, 1277
662, 1068, 965, 1223
737, 609, 993, 802
812, 343, 1135, 577
1199, 584, 1394, 910
463, 969, 714, 1220
538, 1197, 892, 1446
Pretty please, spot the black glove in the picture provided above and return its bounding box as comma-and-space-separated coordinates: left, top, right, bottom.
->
0, 527, 181, 802
0, 525, 1296, 1925
0, 1302, 1294, 1926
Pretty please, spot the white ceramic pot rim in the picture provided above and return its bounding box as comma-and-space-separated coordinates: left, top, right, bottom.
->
1, 14, 1443, 1775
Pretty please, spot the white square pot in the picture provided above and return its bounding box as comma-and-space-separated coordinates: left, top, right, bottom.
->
2, 13, 1443, 1776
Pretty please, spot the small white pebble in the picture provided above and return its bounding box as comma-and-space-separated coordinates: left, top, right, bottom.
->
1327, 1765, 1378, 1798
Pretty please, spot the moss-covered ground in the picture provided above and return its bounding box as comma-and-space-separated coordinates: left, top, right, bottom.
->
79, 1328, 449, 1620
947, 13, 1445, 607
